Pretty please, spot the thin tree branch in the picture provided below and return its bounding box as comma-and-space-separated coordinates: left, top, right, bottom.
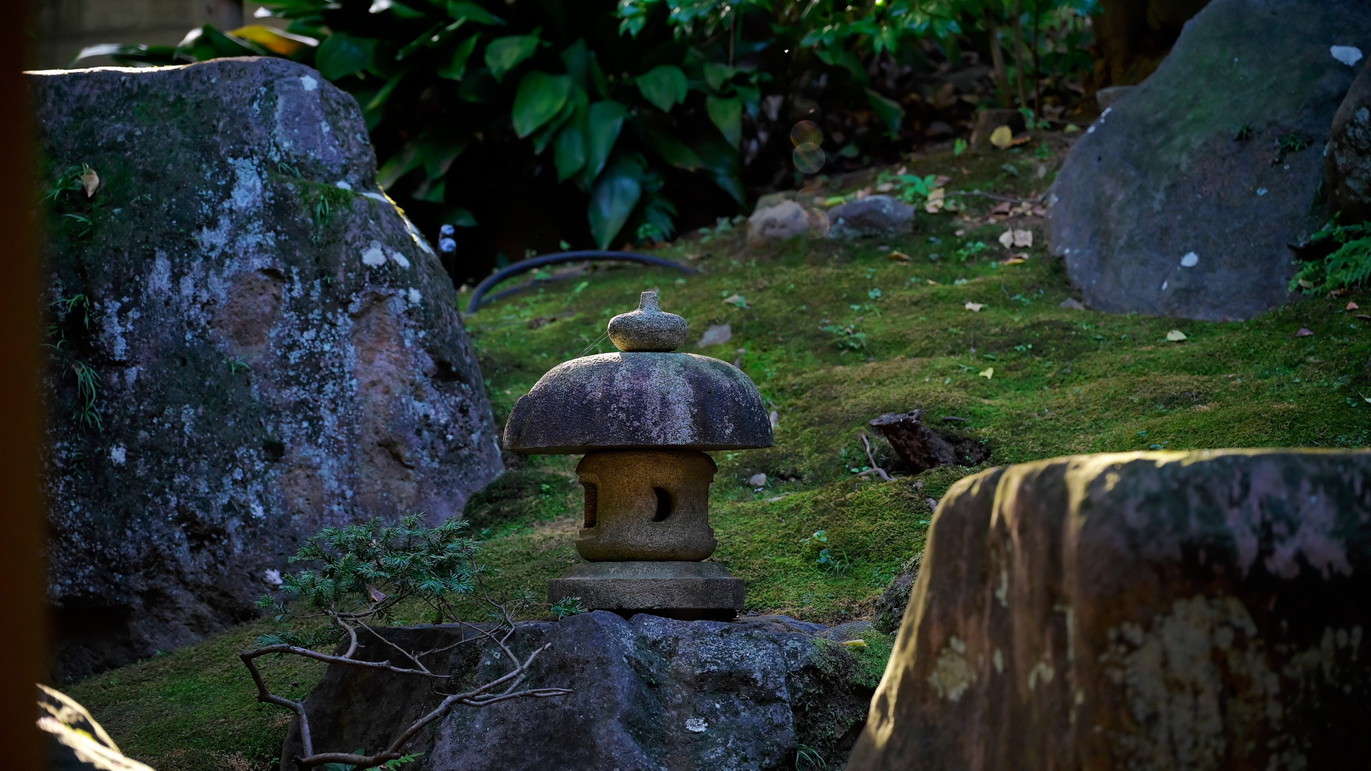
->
859, 431, 894, 481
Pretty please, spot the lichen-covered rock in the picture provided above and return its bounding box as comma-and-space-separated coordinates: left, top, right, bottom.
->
849, 449, 1371, 770
1047, 0, 1371, 321
1326, 57, 1371, 222
283, 612, 886, 770
825, 196, 913, 239
33, 58, 503, 678
747, 200, 812, 243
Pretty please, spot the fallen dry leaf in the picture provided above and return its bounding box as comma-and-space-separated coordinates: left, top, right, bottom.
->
80, 166, 100, 197
924, 188, 946, 213
965, 301, 985, 312
979, 367, 995, 379
1002, 255, 1029, 265
1295, 327, 1314, 337
887, 250, 912, 262
695, 323, 732, 347
1348, 301, 1360, 311
1165, 329, 1188, 342
998, 228, 1033, 249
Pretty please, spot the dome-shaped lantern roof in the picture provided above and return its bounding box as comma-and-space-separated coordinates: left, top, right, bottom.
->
503, 291, 774, 454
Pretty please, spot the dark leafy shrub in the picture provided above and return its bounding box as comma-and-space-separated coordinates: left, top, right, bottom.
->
87, 0, 1097, 279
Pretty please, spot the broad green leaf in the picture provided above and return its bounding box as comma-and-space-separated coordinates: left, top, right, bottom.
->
364, 69, 406, 113
437, 34, 479, 80
588, 156, 643, 249
632, 112, 701, 170
582, 100, 627, 184
413, 177, 446, 203
703, 62, 732, 91
634, 65, 687, 112
377, 1, 428, 19
399, 129, 467, 178
511, 71, 571, 137
865, 88, 903, 137
378, 142, 425, 189
315, 32, 377, 80
693, 135, 745, 204
447, 1, 505, 25
448, 208, 478, 227
554, 113, 588, 181
561, 38, 590, 88
706, 95, 742, 147
815, 46, 866, 82
485, 33, 540, 81
396, 21, 448, 60
531, 100, 576, 155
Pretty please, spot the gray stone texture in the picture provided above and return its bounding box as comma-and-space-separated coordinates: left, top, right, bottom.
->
283, 612, 883, 770
1047, 0, 1371, 321
1326, 56, 1371, 222
503, 352, 773, 453
34, 58, 502, 678
747, 200, 812, 242
608, 290, 690, 352
849, 449, 1371, 770
574, 450, 719, 561
826, 195, 914, 239
549, 561, 744, 618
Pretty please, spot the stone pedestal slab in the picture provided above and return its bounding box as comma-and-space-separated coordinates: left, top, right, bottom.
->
549, 561, 744, 620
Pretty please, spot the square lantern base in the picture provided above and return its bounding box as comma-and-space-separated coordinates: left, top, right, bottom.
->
550, 561, 744, 621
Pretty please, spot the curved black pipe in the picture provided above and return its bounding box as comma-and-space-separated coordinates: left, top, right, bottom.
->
465, 251, 697, 314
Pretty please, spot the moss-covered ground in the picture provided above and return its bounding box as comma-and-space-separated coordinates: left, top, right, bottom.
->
67, 135, 1371, 769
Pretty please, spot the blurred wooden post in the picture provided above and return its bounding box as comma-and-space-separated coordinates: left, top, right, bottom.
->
2, 2, 50, 767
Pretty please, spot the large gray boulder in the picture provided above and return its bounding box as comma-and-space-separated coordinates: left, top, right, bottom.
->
283, 612, 883, 770
1326, 56, 1371, 222
1047, 0, 1371, 321
33, 58, 503, 678
849, 449, 1371, 770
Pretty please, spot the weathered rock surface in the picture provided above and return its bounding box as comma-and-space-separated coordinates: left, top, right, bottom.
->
826, 196, 913, 239
33, 58, 503, 678
503, 352, 773, 453
283, 612, 884, 770
1326, 56, 1371, 222
747, 200, 812, 243
1047, 0, 1371, 321
849, 449, 1371, 770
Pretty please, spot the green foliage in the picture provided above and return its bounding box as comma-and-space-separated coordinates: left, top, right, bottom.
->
261, 514, 482, 626
70, 360, 103, 432
92, 0, 1099, 259
1290, 221, 1371, 294
549, 595, 586, 618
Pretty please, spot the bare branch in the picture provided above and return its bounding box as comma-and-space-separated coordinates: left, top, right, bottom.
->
859, 432, 894, 482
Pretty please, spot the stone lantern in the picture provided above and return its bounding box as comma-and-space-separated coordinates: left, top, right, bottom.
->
503, 291, 773, 619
